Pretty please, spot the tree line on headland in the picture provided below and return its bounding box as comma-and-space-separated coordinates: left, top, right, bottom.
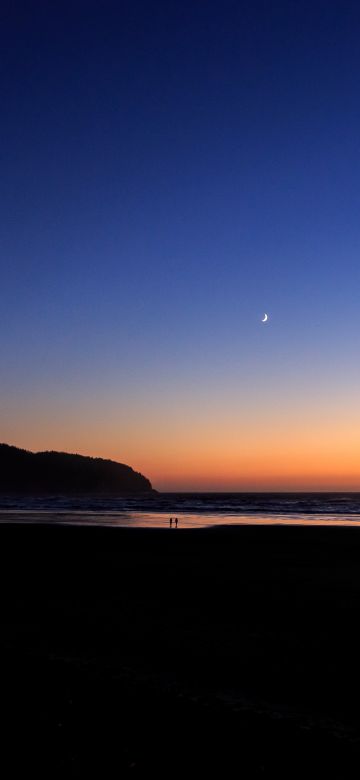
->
0, 443, 154, 494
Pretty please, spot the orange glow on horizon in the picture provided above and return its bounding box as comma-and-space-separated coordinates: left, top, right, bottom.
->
3, 383, 360, 491
5, 426, 360, 492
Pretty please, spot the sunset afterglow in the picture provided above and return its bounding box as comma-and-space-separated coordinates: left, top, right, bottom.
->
2, 2, 360, 491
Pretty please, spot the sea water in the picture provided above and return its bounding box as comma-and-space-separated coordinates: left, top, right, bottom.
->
1, 492, 360, 527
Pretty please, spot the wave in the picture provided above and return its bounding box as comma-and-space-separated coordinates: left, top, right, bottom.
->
1, 492, 360, 516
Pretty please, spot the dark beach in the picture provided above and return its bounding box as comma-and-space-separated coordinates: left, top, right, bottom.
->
2, 523, 360, 777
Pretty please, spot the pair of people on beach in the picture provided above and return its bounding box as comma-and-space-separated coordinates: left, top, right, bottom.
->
169, 517, 178, 528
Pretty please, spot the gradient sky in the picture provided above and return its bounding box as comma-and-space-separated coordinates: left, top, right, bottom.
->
2, 1, 360, 490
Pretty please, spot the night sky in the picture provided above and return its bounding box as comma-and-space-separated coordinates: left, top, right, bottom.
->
2, 1, 360, 489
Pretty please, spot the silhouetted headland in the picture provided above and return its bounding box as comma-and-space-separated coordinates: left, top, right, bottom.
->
0, 443, 154, 494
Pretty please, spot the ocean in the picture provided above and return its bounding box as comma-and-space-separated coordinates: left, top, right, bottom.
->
1, 492, 360, 527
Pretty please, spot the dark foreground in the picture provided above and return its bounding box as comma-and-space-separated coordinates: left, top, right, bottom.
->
2, 524, 360, 777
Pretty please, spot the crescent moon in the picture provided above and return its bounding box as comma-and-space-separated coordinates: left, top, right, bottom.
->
261, 313, 268, 322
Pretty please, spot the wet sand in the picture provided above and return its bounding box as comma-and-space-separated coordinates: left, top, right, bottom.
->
1, 523, 360, 777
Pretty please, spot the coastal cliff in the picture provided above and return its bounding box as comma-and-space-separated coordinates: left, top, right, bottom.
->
0, 443, 154, 494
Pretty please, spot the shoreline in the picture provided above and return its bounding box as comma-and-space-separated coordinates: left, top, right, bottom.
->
2, 513, 360, 528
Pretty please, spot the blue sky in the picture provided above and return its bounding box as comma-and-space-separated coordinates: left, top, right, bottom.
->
2, 1, 360, 488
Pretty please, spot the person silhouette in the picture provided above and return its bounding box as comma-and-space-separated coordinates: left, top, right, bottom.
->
175, 517, 178, 528
169, 517, 173, 528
